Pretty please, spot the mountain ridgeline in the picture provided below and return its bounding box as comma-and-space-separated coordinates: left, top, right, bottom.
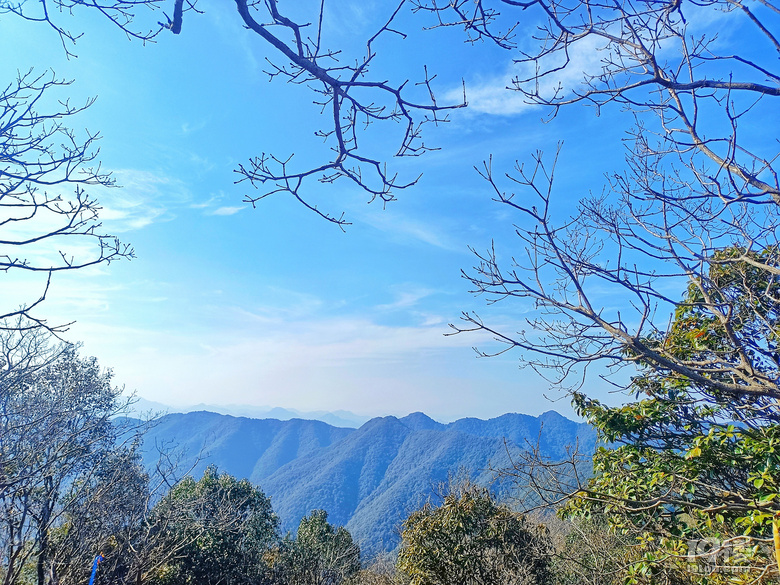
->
138, 410, 595, 555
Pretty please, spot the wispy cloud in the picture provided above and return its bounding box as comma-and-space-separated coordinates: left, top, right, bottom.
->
99, 200, 167, 231
376, 286, 438, 311
98, 169, 193, 232
446, 35, 611, 116
181, 119, 209, 134
447, 79, 533, 116
229, 288, 327, 324
356, 209, 468, 253
190, 195, 222, 209
191, 191, 246, 216
322, 0, 379, 38
209, 206, 244, 216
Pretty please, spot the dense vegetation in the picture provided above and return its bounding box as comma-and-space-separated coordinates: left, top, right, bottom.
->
561, 254, 780, 583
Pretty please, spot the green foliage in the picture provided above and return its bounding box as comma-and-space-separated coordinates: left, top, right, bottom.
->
266, 510, 360, 585
565, 249, 780, 583
397, 481, 551, 585
152, 466, 279, 585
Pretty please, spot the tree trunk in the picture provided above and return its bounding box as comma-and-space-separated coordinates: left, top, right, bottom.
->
37, 475, 54, 585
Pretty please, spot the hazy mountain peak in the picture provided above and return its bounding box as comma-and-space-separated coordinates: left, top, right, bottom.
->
539, 410, 567, 421
357, 415, 406, 432
399, 412, 443, 431
126, 399, 370, 428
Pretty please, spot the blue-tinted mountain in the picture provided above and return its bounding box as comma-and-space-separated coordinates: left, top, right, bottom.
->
139, 411, 353, 483
137, 410, 595, 555
261, 411, 595, 554
128, 399, 370, 427
448, 410, 595, 460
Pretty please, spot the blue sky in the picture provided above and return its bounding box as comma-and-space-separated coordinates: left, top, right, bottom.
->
1, 0, 740, 420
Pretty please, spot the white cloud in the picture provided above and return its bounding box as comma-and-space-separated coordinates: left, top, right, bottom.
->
99, 203, 166, 230
190, 196, 220, 209
190, 191, 246, 216
230, 290, 326, 323
97, 169, 193, 232
356, 209, 468, 253
209, 206, 244, 216
447, 80, 533, 116
446, 35, 612, 116
376, 286, 438, 311
181, 119, 209, 134
70, 310, 501, 406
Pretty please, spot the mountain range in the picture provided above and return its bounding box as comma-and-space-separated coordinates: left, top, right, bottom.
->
129, 397, 370, 428
136, 410, 596, 555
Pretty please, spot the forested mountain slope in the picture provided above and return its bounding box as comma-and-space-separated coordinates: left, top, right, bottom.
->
138, 410, 595, 554
139, 411, 354, 482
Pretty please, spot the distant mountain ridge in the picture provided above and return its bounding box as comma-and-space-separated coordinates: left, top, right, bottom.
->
137, 410, 596, 555
128, 397, 370, 428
